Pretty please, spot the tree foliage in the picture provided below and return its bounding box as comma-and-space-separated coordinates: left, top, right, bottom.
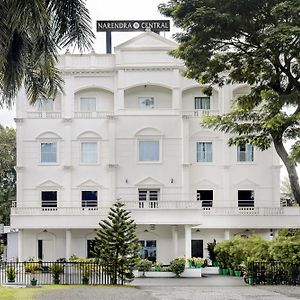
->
0, 125, 16, 225
0, 0, 95, 107
93, 201, 140, 285
159, 0, 300, 204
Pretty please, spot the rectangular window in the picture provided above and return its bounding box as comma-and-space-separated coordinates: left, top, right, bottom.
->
81, 142, 97, 163
138, 189, 159, 208
139, 140, 159, 161
82, 191, 98, 207
195, 97, 210, 109
139, 240, 156, 262
197, 190, 213, 207
197, 142, 212, 162
238, 190, 254, 207
37, 98, 54, 111
41, 143, 57, 163
139, 97, 154, 109
41, 191, 57, 207
237, 144, 254, 162
80, 97, 96, 112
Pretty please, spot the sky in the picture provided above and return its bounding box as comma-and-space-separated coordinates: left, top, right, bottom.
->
0, 0, 298, 180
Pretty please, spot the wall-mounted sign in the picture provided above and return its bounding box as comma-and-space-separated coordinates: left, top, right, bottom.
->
97, 20, 170, 32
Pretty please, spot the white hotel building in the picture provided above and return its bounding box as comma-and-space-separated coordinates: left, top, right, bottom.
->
11, 32, 300, 263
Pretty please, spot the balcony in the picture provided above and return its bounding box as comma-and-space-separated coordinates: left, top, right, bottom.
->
181, 109, 219, 117
27, 111, 62, 119
11, 202, 300, 216
74, 111, 114, 119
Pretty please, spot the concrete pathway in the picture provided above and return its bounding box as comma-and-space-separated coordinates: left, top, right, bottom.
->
34, 275, 300, 300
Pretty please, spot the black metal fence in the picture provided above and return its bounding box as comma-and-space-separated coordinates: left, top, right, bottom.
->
248, 261, 300, 285
0, 261, 120, 285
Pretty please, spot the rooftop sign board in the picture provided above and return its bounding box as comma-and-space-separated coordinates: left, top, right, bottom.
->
97, 20, 170, 32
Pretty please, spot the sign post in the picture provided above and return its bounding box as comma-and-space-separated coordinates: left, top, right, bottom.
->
96, 20, 170, 53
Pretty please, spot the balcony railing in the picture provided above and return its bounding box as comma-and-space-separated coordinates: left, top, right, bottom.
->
181, 109, 219, 117
10, 202, 300, 216
74, 111, 114, 118
27, 111, 62, 119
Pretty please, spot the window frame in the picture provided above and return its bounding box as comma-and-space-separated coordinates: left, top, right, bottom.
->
81, 190, 98, 208
238, 190, 255, 207
196, 141, 213, 163
138, 97, 155, 109
137, 139, 162, 163
237, 144, 254, 162
194, 96, 210, 110
80, 141, 99, 165
41, 190, 58, 208
80, 97, 97, 112
40, 142, 59, 165
36, 97, 54, 112
138, 189, 160, 208
197, 190, 213, 207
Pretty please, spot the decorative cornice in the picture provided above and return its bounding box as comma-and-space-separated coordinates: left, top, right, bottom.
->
15, 166, 24, 171
106, 115, 117, 120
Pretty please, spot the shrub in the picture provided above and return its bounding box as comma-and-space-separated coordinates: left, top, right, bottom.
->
207, 239, 217, 263
136, 259, 152, 273
169, 256, 186, 277
6, 266, 16, 281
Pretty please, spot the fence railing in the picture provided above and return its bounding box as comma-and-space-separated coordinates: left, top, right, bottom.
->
248, 261, 300, 285
0, 261, 123, 285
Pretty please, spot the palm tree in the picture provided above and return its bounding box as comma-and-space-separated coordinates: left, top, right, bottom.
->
0, 0, 95, 107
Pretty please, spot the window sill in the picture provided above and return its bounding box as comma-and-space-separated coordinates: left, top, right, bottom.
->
38, 163, 60, 166
137, 161, 163, 165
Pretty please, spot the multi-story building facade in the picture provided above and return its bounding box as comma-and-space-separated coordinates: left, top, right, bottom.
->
11, 32, 300, 263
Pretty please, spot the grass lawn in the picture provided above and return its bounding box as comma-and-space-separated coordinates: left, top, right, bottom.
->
0, 285, 74, 300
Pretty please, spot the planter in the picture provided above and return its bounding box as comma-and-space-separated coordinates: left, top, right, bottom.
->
7, 279, 15, 283
82, 277, 89, 285
53, 278, 60, 284
222, 269, 229, 275
212, 261, 219, 267
249, 276, 256, 286
229, 269, 235, 276
31, 279, 38, 286
195, 264, 202, 269
234, 270, 241, 277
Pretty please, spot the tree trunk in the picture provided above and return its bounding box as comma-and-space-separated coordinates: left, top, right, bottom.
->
273, 139, 300, 205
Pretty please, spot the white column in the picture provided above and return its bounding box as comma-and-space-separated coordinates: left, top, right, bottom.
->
62, 75, 74, 118
15, 119, 24, 206
172, 88, 181, 111
18, 229, 23, 261
66, 229, 72, 260
184, 225, 192, 262
107, 116, 117, 201
182, 116, 190, 200
171, 225, 178, 259
115, 69, 125, 111
224, 229, 231, 240
63, 119, 72, 207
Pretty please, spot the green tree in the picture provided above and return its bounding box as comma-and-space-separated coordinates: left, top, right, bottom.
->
0, 0, 95, 107
160, 0, 300, 204
281, 176, 297, 206
93, 201, 140, 285
0, 125, 16, 225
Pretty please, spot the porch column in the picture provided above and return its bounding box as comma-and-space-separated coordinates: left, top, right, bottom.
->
171, 225, 178, 259
18, 229, 23, 261
66, 229, 72, 260
184, 225, 192, 262
224, 229, 231, 240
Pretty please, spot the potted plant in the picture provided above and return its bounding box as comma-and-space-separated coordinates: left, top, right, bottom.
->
207, 239, 218, 266
136, 259, 152, 277
78, 258, 94, 284
169, 256, 186, 277
6, 265, 16, 283
153, 262, 163, 272
24, 259, 42, 286
49, 262, 64, 284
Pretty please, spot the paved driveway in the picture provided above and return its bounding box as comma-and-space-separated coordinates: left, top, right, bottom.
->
35, 276, 300, 300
